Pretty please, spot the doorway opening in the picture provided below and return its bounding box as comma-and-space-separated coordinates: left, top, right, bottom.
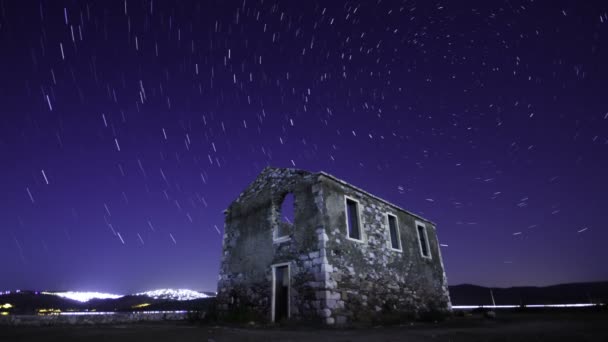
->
272, 263, 290, 322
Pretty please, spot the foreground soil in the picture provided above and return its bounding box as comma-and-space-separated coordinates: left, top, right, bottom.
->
1, 310, 607, 342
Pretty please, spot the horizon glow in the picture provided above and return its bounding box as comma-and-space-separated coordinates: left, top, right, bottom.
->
37, 289, 214, 302
134, 289, 213, 301
43, 291, 124, 303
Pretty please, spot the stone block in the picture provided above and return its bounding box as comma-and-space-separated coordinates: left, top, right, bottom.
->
321, 263, 333, 273
319, 308, 332, 318
316, 290, 331, 299
307, 281, 322, 288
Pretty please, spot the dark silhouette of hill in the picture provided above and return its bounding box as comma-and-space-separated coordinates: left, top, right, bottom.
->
0, 292, 83, 314
0, 291, 213, 314
449, 281, 608, 306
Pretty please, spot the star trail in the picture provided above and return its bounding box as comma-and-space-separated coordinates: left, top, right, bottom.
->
0, 0, 607, 293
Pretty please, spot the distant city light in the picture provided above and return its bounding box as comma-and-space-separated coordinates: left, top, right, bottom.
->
37, 289, 212, 303
42, 291, 123, 302
59, 311, 116, 316
58, 310, 187, 316
134, 289, 211, 301
37, 308, 62, 315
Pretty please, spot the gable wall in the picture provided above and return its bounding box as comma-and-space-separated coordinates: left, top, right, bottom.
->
217, 168, 329, 322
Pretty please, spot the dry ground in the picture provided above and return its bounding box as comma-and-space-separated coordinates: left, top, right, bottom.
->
1, 310, 607, 342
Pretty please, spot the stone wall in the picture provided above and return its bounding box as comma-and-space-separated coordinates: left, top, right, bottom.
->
317, 174, 451, 324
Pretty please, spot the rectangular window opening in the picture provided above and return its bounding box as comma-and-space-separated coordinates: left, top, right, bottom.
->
417, 223, 430, 258
274, 193, 294, 243
388, 214, 401, 250
345, 198, 362, 241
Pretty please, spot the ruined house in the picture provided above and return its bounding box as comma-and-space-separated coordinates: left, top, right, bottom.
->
216, 167, 451, 324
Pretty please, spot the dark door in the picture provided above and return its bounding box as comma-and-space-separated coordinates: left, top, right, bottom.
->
274, 265, 289, 321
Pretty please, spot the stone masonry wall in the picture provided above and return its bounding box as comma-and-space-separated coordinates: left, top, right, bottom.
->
217, 168, 331, 323
317, 175, 451, 324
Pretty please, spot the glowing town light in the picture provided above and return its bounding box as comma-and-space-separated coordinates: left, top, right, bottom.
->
0, 303, 12, 309
57, 310, 187, 316
59, 311, 116, 316
37, 308, 62, 315
135, 289, 211, 301
39, 289, 211, 303
42, 291, 123, 303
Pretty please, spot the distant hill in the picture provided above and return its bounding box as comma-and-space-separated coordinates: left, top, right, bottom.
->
0, 291, 213, 315
449, 282, 608, 306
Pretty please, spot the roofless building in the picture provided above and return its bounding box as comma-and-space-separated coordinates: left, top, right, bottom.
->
217, 167, 451, 324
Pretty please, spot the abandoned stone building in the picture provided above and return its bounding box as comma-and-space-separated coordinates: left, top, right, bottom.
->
216, 167, 451, 324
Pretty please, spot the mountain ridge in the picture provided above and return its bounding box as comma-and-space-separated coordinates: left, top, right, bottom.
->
448, 281, 608, 306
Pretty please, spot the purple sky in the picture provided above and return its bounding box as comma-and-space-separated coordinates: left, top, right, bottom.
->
1, 0, 607, 293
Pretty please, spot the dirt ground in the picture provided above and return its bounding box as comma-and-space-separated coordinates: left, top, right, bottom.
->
1, 310, 607, 342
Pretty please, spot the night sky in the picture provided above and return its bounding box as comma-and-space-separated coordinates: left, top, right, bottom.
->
1, 0, 607, 294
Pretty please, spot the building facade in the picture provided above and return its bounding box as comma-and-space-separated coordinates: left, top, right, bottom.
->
216, 167, 451, 324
